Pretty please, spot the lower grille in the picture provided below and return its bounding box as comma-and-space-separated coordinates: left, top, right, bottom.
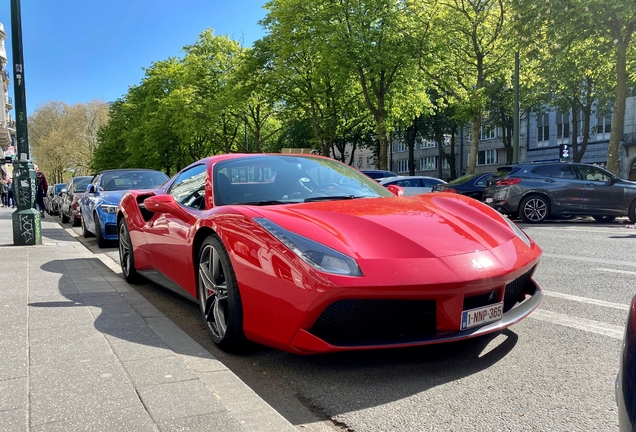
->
309, 299, 436, 346
105, 224, 118, 236
504, 266, 536, 312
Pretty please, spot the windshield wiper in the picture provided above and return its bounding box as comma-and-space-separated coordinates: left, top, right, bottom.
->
304, 195, 364, 202
240, 200, 292, 206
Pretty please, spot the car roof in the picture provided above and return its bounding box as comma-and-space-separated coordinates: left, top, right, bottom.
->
379, 176, 445, 183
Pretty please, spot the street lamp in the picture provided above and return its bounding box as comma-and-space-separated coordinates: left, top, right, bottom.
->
10, 0, 40, 245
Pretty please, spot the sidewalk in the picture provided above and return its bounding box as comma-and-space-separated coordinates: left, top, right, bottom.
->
0, 207, 297, 432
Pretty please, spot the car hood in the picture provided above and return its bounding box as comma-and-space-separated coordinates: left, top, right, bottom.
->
250, 194, 518, 259
95, 190, 129, 205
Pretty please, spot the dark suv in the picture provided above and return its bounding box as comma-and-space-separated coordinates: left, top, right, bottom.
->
482, 162, 636, 223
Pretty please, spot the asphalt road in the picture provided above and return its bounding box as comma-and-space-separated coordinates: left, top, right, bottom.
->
52, 212, 633, 431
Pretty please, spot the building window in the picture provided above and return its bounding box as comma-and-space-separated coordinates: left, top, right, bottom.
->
419, 156, 437, 171
480, 125, 497, 140
398, 160, 409, 173
478, 149, 498, 166
366, 156, 372, 167
420, 139, 437, 148
442, 157, 450, 170
556, 112, 570, 140
596, 112, 611, 135
537, 113, 549, 146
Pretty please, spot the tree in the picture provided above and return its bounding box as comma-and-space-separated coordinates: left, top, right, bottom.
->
513, 0, 636, 174
410, 0, 512, 174
29, 100, 109, 182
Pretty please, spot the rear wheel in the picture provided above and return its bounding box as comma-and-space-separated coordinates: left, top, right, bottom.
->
519, 195, 550, 223
118, 218, 141, 283
592, 215, 616, 223
197, 235, 247, 353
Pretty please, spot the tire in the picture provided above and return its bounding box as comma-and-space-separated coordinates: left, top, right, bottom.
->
118, 218, 141, 284
629, 201, 636, 224
197, 235, 247, 353
519, 195, 550, 223
592, 215, 616, 223
81, 213, 94, 238
94, 212, 108, 248
61, 207, 70, 224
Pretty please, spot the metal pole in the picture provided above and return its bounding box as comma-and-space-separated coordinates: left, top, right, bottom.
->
10, 0, 41, 245
513, 51, 520, 164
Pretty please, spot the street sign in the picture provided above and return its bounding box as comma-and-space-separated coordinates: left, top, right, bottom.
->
560, 144, 570, 160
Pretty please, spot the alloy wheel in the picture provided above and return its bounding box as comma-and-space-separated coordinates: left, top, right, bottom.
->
523, 198, 547, 222
119, 222, 131, 277
198, 244, 229, 341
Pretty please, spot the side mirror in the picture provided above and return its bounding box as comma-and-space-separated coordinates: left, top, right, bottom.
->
143, 194, 195, 223
387, 184, 404, 197
87, 184, 96, 194
60, 188, 67, 195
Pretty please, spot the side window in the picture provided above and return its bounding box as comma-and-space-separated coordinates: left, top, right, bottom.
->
168, 164, 207, 210
551, 165, 576, 179
578, 166, 612, 182
475, 175, 489, 186
532, 166, 553, 177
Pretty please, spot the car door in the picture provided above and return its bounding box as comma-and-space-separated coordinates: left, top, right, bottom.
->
144, 164, 208, 294
575, 165, 624, 215
537, 164, 587, 214
81, 175, 101, 232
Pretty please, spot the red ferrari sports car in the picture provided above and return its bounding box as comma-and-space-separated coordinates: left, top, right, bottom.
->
117, 154, 543, 354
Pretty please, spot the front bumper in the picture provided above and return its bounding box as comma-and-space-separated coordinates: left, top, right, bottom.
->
97, 210, 119, 240
289, 273, 543, 354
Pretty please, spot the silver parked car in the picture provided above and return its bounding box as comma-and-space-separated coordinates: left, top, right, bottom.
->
482, 162, 636, 223
378, 176, 446, 196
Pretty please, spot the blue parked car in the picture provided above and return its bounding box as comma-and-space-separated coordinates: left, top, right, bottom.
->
80, 169, 169, 247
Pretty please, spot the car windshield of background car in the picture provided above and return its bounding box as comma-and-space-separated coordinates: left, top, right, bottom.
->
74, 178, 91, 193
102, 171, 168, 191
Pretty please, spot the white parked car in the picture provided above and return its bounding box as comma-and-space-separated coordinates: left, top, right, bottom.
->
379, 176, 447, 196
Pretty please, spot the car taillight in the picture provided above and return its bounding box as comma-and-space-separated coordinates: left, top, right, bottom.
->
496, 178, 522, 186
444, 188, 459, 193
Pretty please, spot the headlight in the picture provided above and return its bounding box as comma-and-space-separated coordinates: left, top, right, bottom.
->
99, 204, 118, 213
501, 215, 531, 247
254, 218, 362, 276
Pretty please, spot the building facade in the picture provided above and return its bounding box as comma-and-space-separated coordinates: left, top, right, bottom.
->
0, 22, 16, 180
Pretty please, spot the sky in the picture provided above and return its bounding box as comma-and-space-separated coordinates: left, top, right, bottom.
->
0, 0, 268, 114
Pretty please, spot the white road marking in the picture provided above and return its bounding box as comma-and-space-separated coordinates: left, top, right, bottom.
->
529, 309, 624, 340
596, 267, 636, 276
542, 253, 636, 267
542, 290, 630, 311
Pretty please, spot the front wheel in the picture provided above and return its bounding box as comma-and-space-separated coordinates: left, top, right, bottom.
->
94, 212, 108, 248
61, 207, 70, 223
81, 213, 94, 238
197, 235, 247, 353
118, 218, 141, 283
519, 195, 550, 223
629, 201, 636, 224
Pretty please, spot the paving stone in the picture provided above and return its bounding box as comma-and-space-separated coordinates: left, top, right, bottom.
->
109, 336, 173, 362
157, 411, 245, 432
30, 358, 140, 426
0, 377, 28, 412
0, 355, 27, 381
28, 303, 94, 329
29, 324, 114, 365
0, 324, 27, 359
30, 405, 157, 432
123, 355, 198, 388
136, 380, 227, 422
0, 408, 27, 432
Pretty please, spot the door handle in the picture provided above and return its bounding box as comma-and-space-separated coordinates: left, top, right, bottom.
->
586, 183, 596, 187
544, 179, 555, 183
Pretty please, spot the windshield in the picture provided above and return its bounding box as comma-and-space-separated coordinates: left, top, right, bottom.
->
100, 171, 169, 192
74, 177, 92, 193
213, 155, 393, 206
55, 184, 65, 193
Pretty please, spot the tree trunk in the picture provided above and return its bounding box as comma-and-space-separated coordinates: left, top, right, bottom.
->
467, 116, 481, 174
607, 41, 629, 175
